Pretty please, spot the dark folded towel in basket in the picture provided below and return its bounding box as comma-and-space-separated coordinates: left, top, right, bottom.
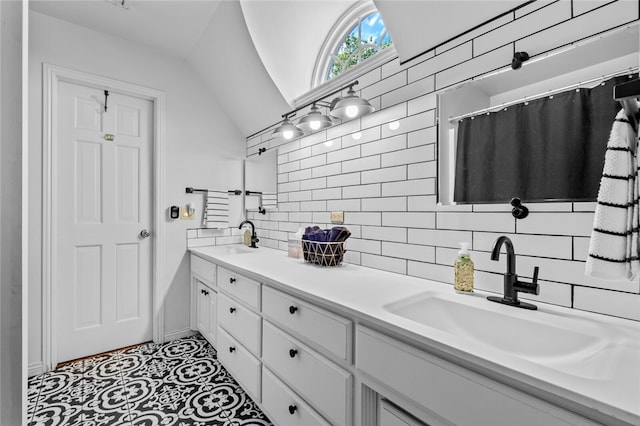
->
302, 226, 351, 266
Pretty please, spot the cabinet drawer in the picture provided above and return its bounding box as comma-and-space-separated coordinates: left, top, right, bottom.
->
356, 326, 597, 426
262, 367, 331, 426
217, 267, 260, 310
262, 321, 352, 426
262, 286, 351, 362
217, 327, 261, 402
191, 254, 216, 285
217, 292, 261, 356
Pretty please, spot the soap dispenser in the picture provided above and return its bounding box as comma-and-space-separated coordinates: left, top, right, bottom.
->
454, 242, 474, 293
243, 228, 252, 246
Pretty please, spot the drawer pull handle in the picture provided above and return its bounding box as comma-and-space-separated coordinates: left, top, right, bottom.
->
229, 346, 236, 353
229, 277, 236, 284
289, 349, 298, 358
229, 307, 236, 314
288, 305, 298, 314
288, 404, 297, 415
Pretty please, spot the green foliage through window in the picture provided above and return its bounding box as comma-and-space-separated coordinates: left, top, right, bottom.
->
326, 12, 393, 80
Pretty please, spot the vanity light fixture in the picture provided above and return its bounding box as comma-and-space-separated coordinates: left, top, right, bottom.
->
298, 103, 334, 132
272, 115, 304, 140
330, 83, 375, 119
260, 80, 374, 142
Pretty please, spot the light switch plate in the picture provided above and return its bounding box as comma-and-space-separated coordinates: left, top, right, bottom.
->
331, 211, 344, 224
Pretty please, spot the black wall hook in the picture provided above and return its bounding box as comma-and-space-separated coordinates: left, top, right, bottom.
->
258, 147, 266, 155
511, 197, 529, 219
104, 90, 109, 112
511, 51, 530, 70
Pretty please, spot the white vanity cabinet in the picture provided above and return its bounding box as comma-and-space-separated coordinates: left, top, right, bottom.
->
189, 247, 621, 426
356, 326, 599, 426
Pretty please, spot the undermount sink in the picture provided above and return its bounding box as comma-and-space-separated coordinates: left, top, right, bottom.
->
215, 245, 256, 255
383, 291, 608, 363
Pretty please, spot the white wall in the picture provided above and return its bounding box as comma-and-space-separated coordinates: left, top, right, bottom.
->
28, 11, 245, 372
1, 0, 23, 423
247, 1, 640, 322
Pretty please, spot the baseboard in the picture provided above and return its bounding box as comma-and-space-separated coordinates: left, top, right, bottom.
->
28, 362, 44, 377
164, 328, 197, 342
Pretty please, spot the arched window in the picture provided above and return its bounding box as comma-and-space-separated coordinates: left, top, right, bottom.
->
312, 2, 395, 89
327, 11, 392, 80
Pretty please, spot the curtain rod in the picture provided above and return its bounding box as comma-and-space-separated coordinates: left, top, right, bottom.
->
399, 0, 536, 66
449, 66, 639, 123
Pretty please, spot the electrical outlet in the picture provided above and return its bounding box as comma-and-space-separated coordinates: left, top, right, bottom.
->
331, 211, 344, 224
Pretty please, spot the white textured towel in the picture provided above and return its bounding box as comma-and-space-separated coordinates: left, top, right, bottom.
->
202, 190, 229, 229
261, 192, 277, 210
586, 106, 640, 280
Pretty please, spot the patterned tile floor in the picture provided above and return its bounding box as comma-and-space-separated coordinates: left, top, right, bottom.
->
27, 334, 273, 426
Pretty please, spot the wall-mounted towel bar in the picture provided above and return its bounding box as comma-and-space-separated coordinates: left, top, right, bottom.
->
185, 187, 242, 195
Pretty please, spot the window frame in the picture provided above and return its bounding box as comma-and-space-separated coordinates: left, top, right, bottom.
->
306, 1, 397, 103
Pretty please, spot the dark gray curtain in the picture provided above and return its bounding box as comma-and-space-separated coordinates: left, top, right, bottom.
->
453, 74, 635, 204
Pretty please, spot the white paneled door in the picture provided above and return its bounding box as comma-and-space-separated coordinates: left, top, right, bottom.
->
56, 81, 153, 363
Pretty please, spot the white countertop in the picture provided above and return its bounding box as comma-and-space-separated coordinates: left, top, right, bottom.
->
190, 244, 640, 425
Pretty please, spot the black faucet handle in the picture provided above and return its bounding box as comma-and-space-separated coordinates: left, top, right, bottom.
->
529, 266, 540, 295
532, 266, 539, 284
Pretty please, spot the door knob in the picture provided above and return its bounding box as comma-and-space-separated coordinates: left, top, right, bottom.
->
139, 229, 151, 238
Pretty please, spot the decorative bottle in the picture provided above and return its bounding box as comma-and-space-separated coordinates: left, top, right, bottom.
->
454, 242, 474, 293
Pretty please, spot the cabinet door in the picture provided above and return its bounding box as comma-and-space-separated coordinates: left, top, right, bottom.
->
196, 281, 216, 346
207, 289, 217, 347
196, 281, 211, 336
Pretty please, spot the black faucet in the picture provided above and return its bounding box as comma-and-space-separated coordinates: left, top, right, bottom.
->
487, 236, 540, 310
239, 220, 259, 248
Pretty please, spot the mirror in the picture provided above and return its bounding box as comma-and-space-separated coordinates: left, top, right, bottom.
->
437, 24, 639, 205
244, 149, 277, 212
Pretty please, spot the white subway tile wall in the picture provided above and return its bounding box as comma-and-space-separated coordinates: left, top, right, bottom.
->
242, 2, 640, 321
186, 227, 243, 248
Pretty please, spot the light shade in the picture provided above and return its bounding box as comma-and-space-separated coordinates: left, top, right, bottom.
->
298, 104, 334, 132
272, 116, 304, 140
330, 86, 375, 119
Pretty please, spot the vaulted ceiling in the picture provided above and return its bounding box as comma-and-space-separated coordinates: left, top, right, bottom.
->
29, 0, 529, 137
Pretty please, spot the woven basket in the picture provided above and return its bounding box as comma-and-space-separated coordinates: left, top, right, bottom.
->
302, 240, 345, 267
